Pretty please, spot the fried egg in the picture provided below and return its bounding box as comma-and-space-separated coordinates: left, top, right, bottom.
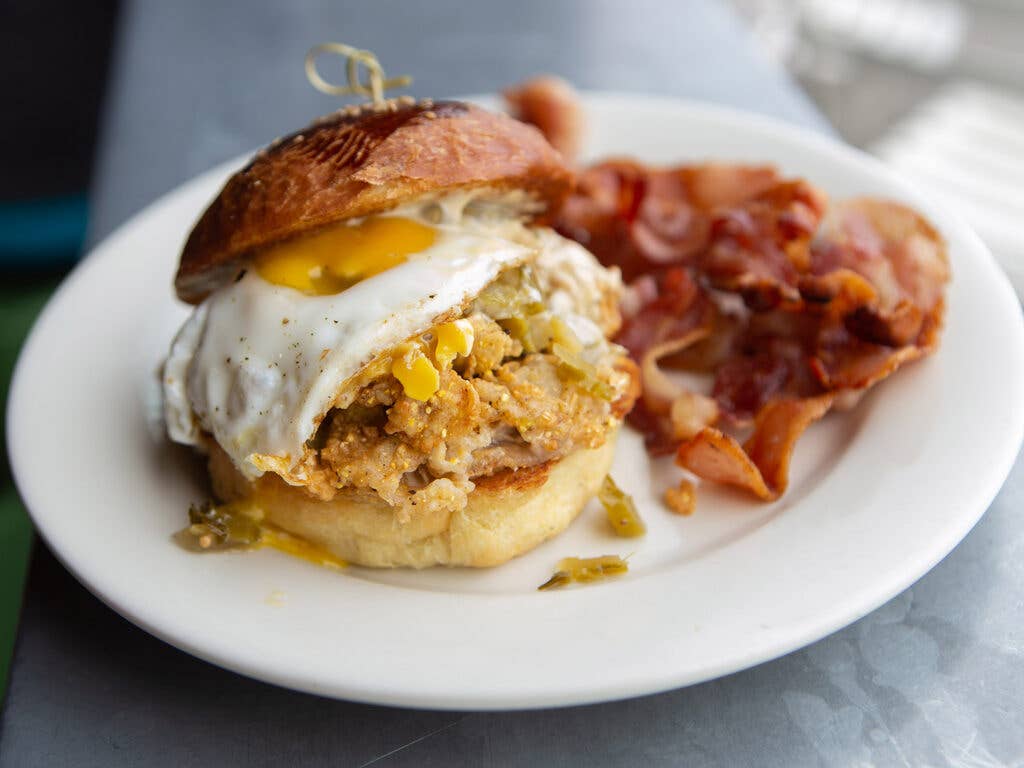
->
163, 204, 538, 480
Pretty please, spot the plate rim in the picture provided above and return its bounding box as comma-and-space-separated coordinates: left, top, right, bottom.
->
9, 91, 1024, 710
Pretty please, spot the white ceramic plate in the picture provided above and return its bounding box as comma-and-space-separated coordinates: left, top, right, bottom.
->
9, 93, 1024, 710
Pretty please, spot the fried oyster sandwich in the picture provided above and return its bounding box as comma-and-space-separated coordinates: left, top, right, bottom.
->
163, 98, 638, 568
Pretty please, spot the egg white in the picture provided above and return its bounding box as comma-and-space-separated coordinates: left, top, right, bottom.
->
164, 227, 533, 479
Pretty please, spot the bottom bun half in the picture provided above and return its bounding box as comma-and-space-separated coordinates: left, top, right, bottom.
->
208, 431, 619, 568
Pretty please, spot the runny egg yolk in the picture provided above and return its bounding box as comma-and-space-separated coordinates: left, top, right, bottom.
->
254, 216, 437, 295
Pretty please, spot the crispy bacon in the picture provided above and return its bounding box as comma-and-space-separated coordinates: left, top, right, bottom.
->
700, 180, 828, 309
675, 427, 772, 499
614, 268, 718, 451
504, 76, 585, 160
677, 395, 834, 500
616, 268, 710, 360
627, 399, 680, 456
809, 199, 950, 347
554, 159, 950, 506
713, 350, 801, 423
558, 164, 828, 302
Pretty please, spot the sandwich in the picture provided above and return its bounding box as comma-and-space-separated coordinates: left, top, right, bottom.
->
163, 98, 638, 568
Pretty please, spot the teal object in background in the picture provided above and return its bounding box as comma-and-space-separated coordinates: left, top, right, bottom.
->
0, 281, 57, 697
0, 193, 83, 693
0, 196, 88, 264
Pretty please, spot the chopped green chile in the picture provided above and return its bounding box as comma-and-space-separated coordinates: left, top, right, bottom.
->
498, 317, 538, 352
184, 501, 262, 550
547, 317, 582, 353
537, 555, 629, 590
537, 570, 572, 591
473, 267, 545, 320
599, 475, 647, 537
488, 280, 616, 402
552, 342, 616, 400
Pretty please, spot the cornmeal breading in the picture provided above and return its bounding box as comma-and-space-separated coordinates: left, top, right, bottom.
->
290, 313, 632, 520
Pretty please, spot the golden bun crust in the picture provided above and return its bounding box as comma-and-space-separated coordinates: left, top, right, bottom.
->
176, 101, 574, 303
209, 433, 618, 569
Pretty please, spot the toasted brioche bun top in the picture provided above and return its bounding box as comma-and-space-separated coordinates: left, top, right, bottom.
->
175, 100, 574, 303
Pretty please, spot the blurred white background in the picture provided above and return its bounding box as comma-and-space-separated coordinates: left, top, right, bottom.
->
730, 0, 1024, 295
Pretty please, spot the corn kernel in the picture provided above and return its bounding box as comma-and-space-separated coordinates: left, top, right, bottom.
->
391, 345, 440, 401
434, 319, 475, 368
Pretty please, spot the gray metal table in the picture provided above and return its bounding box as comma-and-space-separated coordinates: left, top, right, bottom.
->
4, 1, 1022, 765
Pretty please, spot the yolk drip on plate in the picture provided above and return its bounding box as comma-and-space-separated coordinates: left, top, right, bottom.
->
184, 499, 348, 570
255, 216, 437, 295
259, 525, 348, 570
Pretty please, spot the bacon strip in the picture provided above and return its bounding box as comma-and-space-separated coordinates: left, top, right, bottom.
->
674, 428, 772, 499
504, 76, 585, 160
677, 395, 834, 500
552, 157, 949, 506
810, 199, 950, 344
